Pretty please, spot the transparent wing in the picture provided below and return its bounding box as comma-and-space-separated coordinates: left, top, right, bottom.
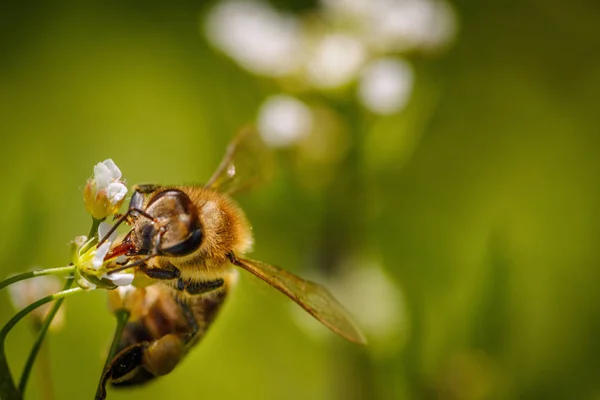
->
231, 256, 367, 345
205, 125, 274, 196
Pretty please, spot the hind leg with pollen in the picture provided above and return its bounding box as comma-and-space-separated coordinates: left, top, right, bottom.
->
97, 334, 187, 399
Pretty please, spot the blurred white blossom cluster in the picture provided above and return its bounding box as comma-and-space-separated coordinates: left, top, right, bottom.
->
205, 0, 457, 147
8, 275, 65, 329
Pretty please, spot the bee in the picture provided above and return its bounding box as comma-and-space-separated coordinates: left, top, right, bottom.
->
95, 128, 366, 399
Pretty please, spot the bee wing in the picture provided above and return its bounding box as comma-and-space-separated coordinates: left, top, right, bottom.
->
231, 256, 367, 345
205, 125, 274, 196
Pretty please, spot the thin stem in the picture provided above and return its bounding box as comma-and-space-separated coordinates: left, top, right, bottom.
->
18, 275, 75, 395
0, 287, 84, 342
36, 339, 54, 400
0, 266, 76, 291
0, 287, 85, 400
88, 217, 104, 239
82, 217, 105, 253
95, 308, 130, 399
0, 218, 101, 291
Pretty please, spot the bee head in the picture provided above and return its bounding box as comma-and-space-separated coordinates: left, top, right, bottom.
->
132, 189, 203, 257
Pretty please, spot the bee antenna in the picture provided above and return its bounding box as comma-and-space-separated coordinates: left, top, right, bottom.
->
98, 207, 156, 247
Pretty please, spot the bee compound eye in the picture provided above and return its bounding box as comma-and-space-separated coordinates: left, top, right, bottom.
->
161, 227, 203, 256
129, 190, 145, 211
142, 334, 185, 376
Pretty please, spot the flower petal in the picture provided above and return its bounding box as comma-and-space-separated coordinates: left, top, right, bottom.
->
98, 222, 118, 244
94, 162, 112, 190
106, 182, 128, 206
76, 274, 97, 290
102, 159, 122, 181
92, 242, 111, 269
109, 273, 135, 287
116, 284, 136, 298
74, 236, 88, 247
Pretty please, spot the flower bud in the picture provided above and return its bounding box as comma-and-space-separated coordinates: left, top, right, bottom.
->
83, 159, 128, 219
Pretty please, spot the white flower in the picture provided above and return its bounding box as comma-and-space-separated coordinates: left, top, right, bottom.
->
76, 275, 97, 291
257, 95, 313, 148
98, 221, 118, 244
106, 182, 128, 206
84, 158, 128, 219
205, 1, 303, 77
358, 57, 414, 114
8, 274, 66, 329
94, 159, 122, 190
306, 33, 367, 89
116, 284, 137, 299
91, 242, 112, 270
73, 222, 135, 289
107, 273, 135, 287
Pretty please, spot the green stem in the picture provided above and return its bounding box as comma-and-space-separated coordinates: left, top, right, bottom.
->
18, 275, 75, 395
16, 217, 103, 395
0, 288, 85, 399
95, 308, 130, 399
0, 286, 84, 342
88, 217, 103, 239
0, 266, 76, 291
82, 217, 104, 253
37, 338, 54, 400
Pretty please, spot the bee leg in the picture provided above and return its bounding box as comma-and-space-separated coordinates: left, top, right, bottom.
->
140, 333, 186, 377
96, 343, 147, 400
174, 279, 225, 342
176, 297, 200, 340
138, 263, 181, 280
183, 278, 225, 295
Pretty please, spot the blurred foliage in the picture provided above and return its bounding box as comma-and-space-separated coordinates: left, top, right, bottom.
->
1, 0, 600, 400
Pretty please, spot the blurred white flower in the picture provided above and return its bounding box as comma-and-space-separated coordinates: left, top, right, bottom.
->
205, 1, 303, 77
108, 284, 139, 314
84, 159, 128, 220
8, 274, 65, 330
203, 0, 456, 96
335, 262, 405, 341
358, 57, 414, 114
258, 95, 313, 148
290, 260, 407, 353
306, 33, 367, 89
361, 0, 457, 53
321, 0, 371, 19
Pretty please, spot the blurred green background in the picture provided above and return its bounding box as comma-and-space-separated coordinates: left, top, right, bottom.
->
1, 0, 600, 399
